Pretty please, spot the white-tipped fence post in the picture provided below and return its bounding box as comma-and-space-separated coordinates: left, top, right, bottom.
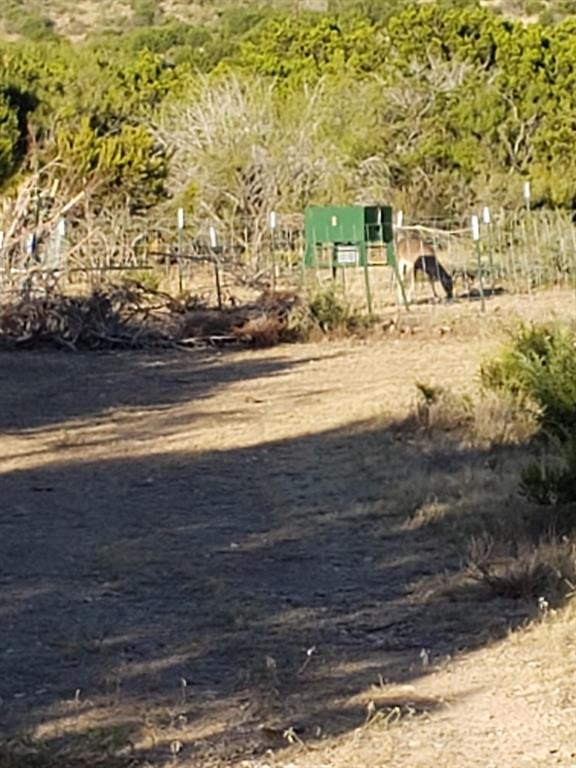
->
482, 206, 496, 291
521, 182, 533, 291
268, 210, 277, 291
471, 214, 485, 312
391, 210, 409, 309
523, 181, 531, 212
177, 207, 185, 293
55, 217, 67, 271
209, 226, 222, 309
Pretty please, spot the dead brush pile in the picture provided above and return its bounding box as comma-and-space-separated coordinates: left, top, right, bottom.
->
0, 286, 167, 350
0, 285, 304, 350
171, 289, 303, 347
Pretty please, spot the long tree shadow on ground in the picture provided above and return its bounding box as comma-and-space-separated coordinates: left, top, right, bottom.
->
0, 348, 322, 433
0, 351, 535, 766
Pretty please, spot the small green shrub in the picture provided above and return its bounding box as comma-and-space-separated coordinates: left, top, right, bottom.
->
481, 324, 576, 535
480, 323, 576, 438
308, 289, 351, 331
522, 0, 545, 14
480, 324, 555, 396
288, 288, 372, 339
519, 436, 576, 534
519, 460, 576, 508
4, 7, 58, 41
122, 269, 161, 293
130, 0, 163, 27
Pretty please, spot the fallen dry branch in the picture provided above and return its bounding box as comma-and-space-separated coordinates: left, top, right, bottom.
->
0, 286, 168, 350
0, 285, 303, 351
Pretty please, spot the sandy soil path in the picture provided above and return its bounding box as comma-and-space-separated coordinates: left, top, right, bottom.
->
1, 292, 575, 766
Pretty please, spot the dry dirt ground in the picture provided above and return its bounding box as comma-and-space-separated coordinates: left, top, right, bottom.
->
1, 291, 576, 767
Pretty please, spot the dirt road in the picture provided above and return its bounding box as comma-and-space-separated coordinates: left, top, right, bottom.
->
1, 293, 575, 766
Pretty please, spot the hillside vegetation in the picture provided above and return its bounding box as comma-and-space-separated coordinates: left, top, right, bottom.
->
2, 0, 576, 40
2, 0, 576, 245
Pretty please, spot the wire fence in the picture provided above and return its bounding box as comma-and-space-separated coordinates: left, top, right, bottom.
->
409, 208, 576, 293
2, 205, 576, 312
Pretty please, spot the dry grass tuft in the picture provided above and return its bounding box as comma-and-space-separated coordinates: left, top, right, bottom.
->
232, 315, 285, 347
0, 726, 136, 768
403, 498, 452, 531
414, 382, 538, 448
466, 534, 576, 603
469, 390, 538, 448
414, 381, 473, 434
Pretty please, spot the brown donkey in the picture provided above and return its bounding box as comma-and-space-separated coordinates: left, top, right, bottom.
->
395, 237, 453, 303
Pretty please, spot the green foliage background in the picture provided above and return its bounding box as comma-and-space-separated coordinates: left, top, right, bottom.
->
2, 0, 576, 218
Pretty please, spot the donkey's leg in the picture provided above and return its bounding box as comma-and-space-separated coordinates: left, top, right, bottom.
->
433, 258, 442, 300
429, 272, 439, 300
423, 257, 440, 301
408, 264, 415, 303
397, 261, 409, 304
400, 262, 415, 304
